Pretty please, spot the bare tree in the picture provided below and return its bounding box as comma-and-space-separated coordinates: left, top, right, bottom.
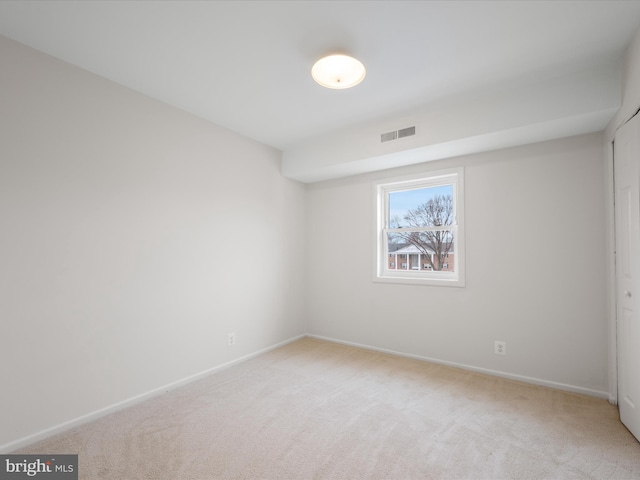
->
391, 194, 454, 271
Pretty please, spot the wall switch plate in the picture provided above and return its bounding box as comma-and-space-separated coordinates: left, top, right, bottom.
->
495, 340, 506, 355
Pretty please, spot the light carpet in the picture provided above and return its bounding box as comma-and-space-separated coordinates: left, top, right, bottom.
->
15, 338, 640, 479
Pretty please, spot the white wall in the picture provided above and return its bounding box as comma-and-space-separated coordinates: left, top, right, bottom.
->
607, 26, 640, 135
0, 36, 306, 450
306, 133, 608, 395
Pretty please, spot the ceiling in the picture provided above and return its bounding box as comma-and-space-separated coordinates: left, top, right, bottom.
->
1, 1, 640, 181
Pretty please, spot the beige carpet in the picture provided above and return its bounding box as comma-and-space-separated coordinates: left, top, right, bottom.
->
15, 338, 640, 479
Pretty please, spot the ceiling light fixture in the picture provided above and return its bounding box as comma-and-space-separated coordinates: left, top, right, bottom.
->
311, 54, 366, 89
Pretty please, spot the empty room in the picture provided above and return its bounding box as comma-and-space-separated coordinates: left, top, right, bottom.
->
1, 1, 640, 478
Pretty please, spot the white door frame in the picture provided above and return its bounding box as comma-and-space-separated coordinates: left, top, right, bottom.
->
605, 136, 617, 405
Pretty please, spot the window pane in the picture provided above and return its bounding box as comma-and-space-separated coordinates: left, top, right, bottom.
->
387, 230, 455, 272
389, 185, 454, 228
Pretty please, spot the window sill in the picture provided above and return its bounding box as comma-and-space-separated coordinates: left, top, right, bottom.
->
373, 273, 465, 287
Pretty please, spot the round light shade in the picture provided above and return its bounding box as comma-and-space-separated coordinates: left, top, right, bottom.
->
311, 54, 366, 89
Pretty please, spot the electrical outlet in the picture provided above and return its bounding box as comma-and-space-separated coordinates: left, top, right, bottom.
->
494, 340, 506, 355
228, 332, 236, 346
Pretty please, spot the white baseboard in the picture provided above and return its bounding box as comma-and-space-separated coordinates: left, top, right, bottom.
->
307, 334, 610, 399
0, 334, 306, 453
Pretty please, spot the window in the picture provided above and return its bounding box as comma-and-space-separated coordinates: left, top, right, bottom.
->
373, 167, 464, 286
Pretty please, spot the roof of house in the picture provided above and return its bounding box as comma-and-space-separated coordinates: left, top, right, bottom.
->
388, 243, 454, 255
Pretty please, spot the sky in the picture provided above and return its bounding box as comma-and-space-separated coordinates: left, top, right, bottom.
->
389, 184, 452, 222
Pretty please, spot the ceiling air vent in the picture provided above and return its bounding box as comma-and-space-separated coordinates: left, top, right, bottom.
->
381, 131, 397, 142
398, 126, 416, 138
381, 126, 416, 143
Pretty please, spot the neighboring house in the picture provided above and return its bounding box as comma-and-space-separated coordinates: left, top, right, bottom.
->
388, 243, 454, 272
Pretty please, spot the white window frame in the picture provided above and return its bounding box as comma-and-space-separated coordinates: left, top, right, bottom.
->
373, 167, 465, 287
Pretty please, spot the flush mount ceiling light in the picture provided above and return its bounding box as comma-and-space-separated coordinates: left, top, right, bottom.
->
311, 54, 366, 89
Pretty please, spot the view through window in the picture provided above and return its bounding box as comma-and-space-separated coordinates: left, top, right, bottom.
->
373, 168, 464, 286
